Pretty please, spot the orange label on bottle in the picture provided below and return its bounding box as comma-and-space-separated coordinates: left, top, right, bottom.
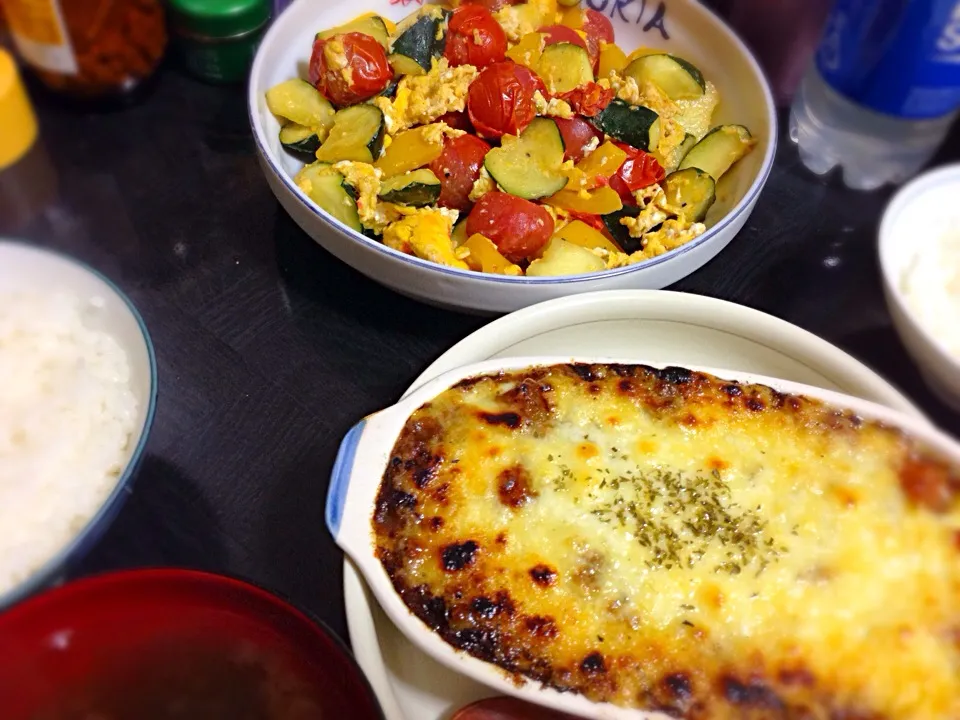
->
3, 0, 77, 74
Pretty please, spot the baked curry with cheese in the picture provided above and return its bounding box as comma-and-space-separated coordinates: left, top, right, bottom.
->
373, 363, 960, 719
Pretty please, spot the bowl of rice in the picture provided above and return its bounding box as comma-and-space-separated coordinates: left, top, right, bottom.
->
0, 240, 157, 609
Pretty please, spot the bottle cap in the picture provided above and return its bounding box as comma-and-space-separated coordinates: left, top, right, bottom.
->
0, 49, 38, 169
167, 0, 270, 38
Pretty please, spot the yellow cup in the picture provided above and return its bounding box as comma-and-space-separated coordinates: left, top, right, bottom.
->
0, 48, 39, 169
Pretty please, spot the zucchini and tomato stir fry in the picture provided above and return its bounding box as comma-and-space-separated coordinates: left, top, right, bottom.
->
265, 0, 755, 277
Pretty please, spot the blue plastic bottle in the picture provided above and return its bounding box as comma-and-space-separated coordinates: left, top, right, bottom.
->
790, 0, 960, 190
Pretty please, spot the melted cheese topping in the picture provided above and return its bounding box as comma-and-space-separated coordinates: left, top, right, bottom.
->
374, 364, 960, 719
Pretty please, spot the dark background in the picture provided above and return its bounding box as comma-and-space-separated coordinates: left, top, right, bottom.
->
8, 65, 960, 641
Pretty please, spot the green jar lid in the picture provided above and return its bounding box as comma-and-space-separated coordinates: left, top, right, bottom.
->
168, 0, 270, 38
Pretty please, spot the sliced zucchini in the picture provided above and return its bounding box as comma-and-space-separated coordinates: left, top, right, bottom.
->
526, 238, 606, 276
674, 82, 720, 140
678, 125, 754, 180
451, 218, 469, 247
602, 206, 643, 254
623, 54, 705, 100
589, 99, 661, 152
537, 42, 594, 94
661, 132, 696, 173
295, 162, 362, 233
265, 79, 336, 137
315, 105, 386, 163
317, 14, 390, 48
389, 6, 449, 74
279, 124, 321, 154
661, 168, 716, 222
379, 169, 442, 206
484, 117, 568, 200
388, 53, 428, 77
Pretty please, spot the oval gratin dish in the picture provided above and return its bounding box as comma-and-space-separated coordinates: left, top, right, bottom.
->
326, 357, 960, 720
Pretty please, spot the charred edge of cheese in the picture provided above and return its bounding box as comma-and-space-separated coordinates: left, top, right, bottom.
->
373, 363, 960, 720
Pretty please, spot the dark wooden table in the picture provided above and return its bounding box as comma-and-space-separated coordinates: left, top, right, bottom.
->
10, 68, 960, 643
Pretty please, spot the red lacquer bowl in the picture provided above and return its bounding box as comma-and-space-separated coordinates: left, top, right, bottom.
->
0, 569, 384, 720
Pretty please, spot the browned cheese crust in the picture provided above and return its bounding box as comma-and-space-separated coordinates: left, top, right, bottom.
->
373, 364, 960, 720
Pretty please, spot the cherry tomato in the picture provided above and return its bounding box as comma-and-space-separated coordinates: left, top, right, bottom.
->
582, 9, 615, 43
609, 142, 665, 204
467, 61, 543, 140
308, 37, 325, 88
436, 110, 474, 133
558, 82, 615, 117
581, 9, 614, 72
538, 23, 597, 70
553, 117, 603, 163
429, 134, 491, 211
317, 32, 392, 106
445, 5, 508, 69
466, 192, 554, 262
538, 24, 587, 50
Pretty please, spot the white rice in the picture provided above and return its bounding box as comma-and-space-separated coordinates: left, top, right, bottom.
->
0, 290, 138, 596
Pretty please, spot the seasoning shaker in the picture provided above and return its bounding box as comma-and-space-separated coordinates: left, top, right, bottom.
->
167, 0, 271, 84
1, 0, 167, 100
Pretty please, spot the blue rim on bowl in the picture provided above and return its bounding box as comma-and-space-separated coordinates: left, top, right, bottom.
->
0, 240, 159, 611
248, 0, 778, 285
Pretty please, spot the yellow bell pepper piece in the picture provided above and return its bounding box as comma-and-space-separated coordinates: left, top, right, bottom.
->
505, 32, 545, 70
559, 5, 582, 28
576, 142, 628, 183
529, 0, 560, 26
375, 125, 444, 178
545, 185, 623, 214
598, 42, 628, 78
463, 234, 523, 275
553, 219, 621, 254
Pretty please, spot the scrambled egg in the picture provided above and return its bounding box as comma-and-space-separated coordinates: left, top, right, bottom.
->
621, 203, 668, 238
421, 121, 465, 145
597, 184, 704, 264
332, 161, 401, 233
382, 206, 466, 269
322, 36, 352, 85
541, 202, 571, 232
494, 0, 560, 43
533, 91, 574, 119
638, 218, 705, 258
373, 58, 478, 134
468, 166, 496, 202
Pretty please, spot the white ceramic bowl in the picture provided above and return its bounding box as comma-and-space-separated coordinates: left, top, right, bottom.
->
879, 163, 960, 410
0, 240, 157, 609
327, 356, 959, 720
249, 0, 777, 313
